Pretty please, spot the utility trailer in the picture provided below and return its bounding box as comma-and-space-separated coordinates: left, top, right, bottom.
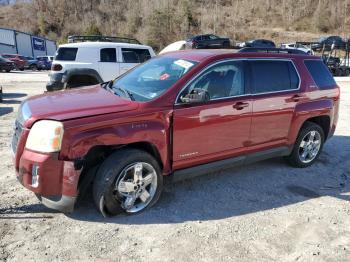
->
297, 41, 350, 76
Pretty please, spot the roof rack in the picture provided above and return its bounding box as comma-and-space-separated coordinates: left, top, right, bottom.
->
238, 47, 307, 55
67, 35, 141, 45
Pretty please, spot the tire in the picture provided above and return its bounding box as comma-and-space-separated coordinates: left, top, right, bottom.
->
92, 148, 163, 217
29, 64, 37, 71
286, 122, 324, 168
345, 68, 350, 76
19, 67, 24, 71
5, 69, 10, 73
46, 85, 54, 92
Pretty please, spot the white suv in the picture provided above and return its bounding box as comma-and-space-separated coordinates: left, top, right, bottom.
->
47, 41, 156, 91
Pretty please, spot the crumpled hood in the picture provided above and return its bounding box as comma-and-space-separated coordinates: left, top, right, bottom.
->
22, 85, 138, 127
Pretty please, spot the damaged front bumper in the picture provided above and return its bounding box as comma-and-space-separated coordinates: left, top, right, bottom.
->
15, 149, 81, 213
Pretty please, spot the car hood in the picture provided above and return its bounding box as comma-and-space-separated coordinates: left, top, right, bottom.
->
21, 85, 138, 127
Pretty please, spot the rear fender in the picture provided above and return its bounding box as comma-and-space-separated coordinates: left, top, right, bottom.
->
64, 68, 103, 84
288, 99, 333, 144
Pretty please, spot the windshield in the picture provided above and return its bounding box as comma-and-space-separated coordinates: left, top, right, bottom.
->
111, 57, 198, 101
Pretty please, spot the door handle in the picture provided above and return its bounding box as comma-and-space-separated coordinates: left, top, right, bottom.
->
232, 102, 249, 110
285, 94, 307, 103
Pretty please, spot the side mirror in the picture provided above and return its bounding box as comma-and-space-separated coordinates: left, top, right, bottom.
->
180, 88, 210, 104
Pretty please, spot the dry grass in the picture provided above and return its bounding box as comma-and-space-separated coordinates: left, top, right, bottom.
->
0, 0, 350, 50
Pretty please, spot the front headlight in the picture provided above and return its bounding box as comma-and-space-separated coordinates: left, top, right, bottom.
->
26, 120, 64, 153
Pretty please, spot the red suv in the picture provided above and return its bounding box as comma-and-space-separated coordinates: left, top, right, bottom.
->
2, 54, 28, 71
12, 50, 340, 216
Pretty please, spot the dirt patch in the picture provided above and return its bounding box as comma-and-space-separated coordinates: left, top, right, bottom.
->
0, 72, 349, 261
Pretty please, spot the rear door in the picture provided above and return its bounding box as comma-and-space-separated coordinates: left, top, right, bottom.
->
98, 48, 119, 81
248, 59, 301, 147
172, 60, 252, 170
119, 47, 151, 74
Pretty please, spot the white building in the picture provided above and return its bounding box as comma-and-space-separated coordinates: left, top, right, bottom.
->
0, 27, 56, 57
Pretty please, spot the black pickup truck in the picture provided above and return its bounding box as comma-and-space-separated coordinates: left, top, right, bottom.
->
186, 34, 231, 49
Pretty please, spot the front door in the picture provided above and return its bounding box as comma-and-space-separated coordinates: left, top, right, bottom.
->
172, 60, 252, 170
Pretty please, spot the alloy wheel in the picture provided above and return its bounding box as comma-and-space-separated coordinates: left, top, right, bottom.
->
114, 162, 157, 213
298, 130, 322, 164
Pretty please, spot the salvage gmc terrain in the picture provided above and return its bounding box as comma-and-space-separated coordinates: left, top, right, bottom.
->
12, 49, 340, 216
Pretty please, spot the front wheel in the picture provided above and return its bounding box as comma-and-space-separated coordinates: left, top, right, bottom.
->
93, 149, 163, 217
286, 122, 324, 168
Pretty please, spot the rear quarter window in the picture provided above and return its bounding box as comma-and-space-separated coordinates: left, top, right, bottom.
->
122, 48, 151, 63
55, 47, 78, 61
250, 60, 299, 94
304, 60, 336, 89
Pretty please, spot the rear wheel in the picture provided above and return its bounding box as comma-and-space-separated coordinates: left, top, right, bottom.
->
286, 122, 324, 168
93, 149, 163, 217
344, 68, 350, 76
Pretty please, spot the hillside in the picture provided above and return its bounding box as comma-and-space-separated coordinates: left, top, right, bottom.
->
0, 0, 350, 50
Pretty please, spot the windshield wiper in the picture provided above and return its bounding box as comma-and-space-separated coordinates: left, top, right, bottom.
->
102, 80, 135, 101
101, 80, 113, 90
113, 86, 135, 101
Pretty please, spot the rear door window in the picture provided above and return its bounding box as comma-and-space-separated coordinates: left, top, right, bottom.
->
55, 47, 78, 61
100, 48, 116, 62
122, 48, 151, 63
304, 60, 336, 89
249, 60, 299, 94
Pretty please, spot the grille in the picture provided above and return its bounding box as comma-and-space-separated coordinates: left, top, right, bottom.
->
11, 120, 23, 154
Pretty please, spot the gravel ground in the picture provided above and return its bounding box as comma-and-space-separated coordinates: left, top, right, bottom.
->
0, 71, 349, 262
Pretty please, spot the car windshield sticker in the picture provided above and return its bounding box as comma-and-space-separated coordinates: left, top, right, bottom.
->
159, 73, 170, 80
174, 59, 194, 70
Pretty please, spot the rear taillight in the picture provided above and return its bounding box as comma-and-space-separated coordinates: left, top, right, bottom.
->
51, 64, 62, 71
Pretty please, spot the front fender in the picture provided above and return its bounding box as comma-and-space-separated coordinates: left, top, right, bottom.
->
63, 68, 103, 83
60, 111, 173, 173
